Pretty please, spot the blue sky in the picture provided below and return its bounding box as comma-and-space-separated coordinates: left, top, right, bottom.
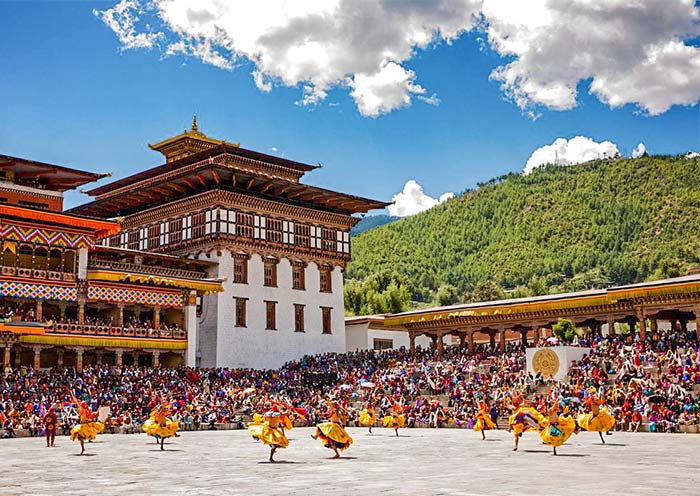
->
0, 1, 698, 213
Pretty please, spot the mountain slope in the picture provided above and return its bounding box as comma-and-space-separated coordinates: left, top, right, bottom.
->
347, 155, 700, 303
351, 214, 399, 235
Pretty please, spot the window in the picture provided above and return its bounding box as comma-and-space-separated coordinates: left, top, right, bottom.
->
119, 232, 128, 249
234, 297, 247, 327
192, 211, 206, 239
254, 215, 266, 240
237, 212, 253, 238
219, 209, 236, 234
233, 255, 248, 284
267, 218, 282, 244
127, 230, 139, 250
148, 224, 160, 250
159, 221, 170, 245
336, 230, 350, 254
170, 218, 182, 244
310, 226, 322, 249
294, 304, 305, 332
138, 227, 148, 250
321, 306, 332, 334
373, 338, 393, 350
283, 220, 295, 244
322, 227, 335, 252
265, 301, 277, 330
295, 224, 309, 248
182, 215, 192, 241
319, 266, 332, 293
292, 262, 306, 290
205, 209, 216, 235
264, 258, 277, 287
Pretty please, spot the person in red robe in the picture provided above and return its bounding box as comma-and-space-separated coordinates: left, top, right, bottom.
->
43, 406, 57, 447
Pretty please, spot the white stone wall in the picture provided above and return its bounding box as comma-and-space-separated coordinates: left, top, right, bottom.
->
345, 321, 433, 351
198, 250, 345, 369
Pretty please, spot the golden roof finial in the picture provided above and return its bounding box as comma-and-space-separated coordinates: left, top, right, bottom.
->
191, 114, 199, 133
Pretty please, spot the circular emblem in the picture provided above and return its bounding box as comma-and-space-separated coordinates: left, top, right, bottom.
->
532, 348, 559, 378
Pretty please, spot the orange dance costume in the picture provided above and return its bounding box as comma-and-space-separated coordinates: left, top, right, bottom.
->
70, 402, 104, 443
314, 403, 353, 455
382, 403, 406, 432
142, 404, 180, 439
473, 401, 496, 432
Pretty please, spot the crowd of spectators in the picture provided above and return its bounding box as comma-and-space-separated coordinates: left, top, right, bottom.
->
1, 330, 699, 439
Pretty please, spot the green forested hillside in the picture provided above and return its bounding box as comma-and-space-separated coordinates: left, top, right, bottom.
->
345, 156, 700, 314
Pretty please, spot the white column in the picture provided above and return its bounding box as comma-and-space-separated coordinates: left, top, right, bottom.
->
77, 247, 88, 280
185, 290, 198, 367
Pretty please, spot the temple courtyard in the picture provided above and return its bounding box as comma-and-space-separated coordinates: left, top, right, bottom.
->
3, 428, 699, 495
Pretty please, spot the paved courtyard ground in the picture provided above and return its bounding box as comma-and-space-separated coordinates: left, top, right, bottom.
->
3, 427, 699, 496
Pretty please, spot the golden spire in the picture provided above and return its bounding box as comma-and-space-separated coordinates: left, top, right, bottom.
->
191, 115, 199, 133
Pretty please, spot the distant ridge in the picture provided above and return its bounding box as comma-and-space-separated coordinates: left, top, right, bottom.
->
347, 155, 700, 307
351, 214, 399, 236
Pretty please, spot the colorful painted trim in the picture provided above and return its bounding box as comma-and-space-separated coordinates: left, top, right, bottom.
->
1, 224, 95, 249
0, 281, 78, 301
19, 334, 187, 350
87, 283, 183, 308
87, 269, 223, 293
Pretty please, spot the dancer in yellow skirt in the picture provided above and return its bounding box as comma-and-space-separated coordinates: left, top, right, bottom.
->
539, 404, 577, 455
70, 400, 104, 456
248, 406, 289, 463
577, 392, 616, 444
382, 401, 406, 437
358, 399, 377, 434
142, 402, 179, 451
508, 402, 545, 452
311, 401, 353, 458
473, 400, 496, 440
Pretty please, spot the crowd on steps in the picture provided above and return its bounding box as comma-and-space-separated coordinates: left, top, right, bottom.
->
2, 329, 699, 438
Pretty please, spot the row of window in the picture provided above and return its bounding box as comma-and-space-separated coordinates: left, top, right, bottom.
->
103, 207, 351, 254
233, 298, 333, 334
233, 257, 332, 292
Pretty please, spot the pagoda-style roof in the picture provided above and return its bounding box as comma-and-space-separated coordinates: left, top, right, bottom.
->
0, 204, 120, 238
70, 125, 388, 218
0, 154, 110, 192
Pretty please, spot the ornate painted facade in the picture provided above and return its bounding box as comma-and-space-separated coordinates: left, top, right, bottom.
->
71, 118, 387, 369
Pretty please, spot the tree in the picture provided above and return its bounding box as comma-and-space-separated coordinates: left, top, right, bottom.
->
463, 280, 506, 303
434, 284, 458, 306
552, 318, 576, 343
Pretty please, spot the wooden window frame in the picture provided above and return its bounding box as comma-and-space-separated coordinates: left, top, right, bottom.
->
321, 306, 332, 335
263, 258, 278, 287
319, 266, 332, 293
265, 300, 277, 331
292, 262, 306, 290
234, 297, 248, 328
233, 255, 248, 284
294, 304, 305, 333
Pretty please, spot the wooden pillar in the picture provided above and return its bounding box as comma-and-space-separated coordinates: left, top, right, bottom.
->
77, 299, 85, 325
152, 350, 161, 368
95, 350, 104, 365
56, 348, 64, 369
59, 303, 66, 321
468, 331, 475, 355
115, 349, 123, 368
436, 333, 445, 355
75, 347, 84, 372
521, 329, 528, 347
14, 348, 21, 367
35, 300, 43, 322
132, 350, 139, 366
409, 332, 416, 354
695, 308, 700, 341
489, 330, 496, 349
636, 310, 647, 341
499, 327, 506, 353
32, 345, 41, 371
607, 317, 616, 337
154, 306, 161, 330
116, 304, 124, 327
3, 346, 11, 371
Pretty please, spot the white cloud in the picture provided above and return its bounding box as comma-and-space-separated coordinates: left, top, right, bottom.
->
94, 0, 164, 51
524, 136, 620, 174
631, 142, 647, 158
484, 0, 700, 115
95, 0, 700, 117
388, 180, 454, 217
